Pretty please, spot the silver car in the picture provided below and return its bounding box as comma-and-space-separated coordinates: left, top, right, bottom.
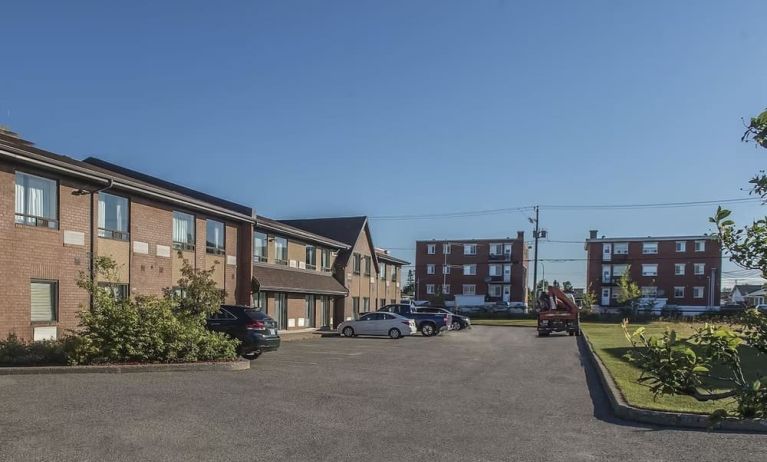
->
337, 312, 417, 339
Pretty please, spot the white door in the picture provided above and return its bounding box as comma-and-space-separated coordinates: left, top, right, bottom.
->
603, 243, 612, 261
601, 288, 611, 306
503, 264, 511, 282
503, 243, 512, 257
503, 285, 511, 302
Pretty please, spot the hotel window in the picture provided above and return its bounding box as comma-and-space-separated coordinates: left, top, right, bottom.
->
305, 295, 316, 327
392, 266, 398, 282
443, 243, 451, 254
463, 264, 477, 276
426, 284, 435, 295
352, 297, 360, 317
464, 244, 477, 255
364, 256, 372, 276
694, 263, 705, 275
98, 192, 129, 240
254, 232, 268, 262
443, 264, 451, 274
676, 241, 686, 252
462, 284, 476, 295
206, 219, 225, 255
305, 245, 316, 270
172, 211, 195, 250
641, 264, 658, 277
253, 292, 267, 311
31, 280, 57, 322
442, 284, 450, 294
427, 264, 436, 275
274, 237, 288, 264
352, 253, 361, 274
427, 244, 436, 254
380, 263, 387, 280
98, 282, 129, 300
642, 242, 658, 254
693, 287, 704, 299
489, 285, 502, 297
489, 264, 502, 276
674, 287, 685, 298
362, 297, 370, 312
489, 243, 502, 255
15, 172, 58, 229
695, 240, 706, 252
613, 243, 628, 255
321, 248, 332, 272
675, 263, 685, 275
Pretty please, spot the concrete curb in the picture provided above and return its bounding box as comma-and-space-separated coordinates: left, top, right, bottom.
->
579, 332, 767, 433
0, 360, 250, 375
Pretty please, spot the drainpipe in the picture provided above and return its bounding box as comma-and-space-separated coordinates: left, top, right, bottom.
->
75, 180, 114, 308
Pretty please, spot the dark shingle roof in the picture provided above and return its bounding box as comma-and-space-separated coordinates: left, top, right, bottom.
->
278, 217, 377, 271
252, 264, 347, 296
375, 251, 410, 266
733, 284, 763, 295
256, 216, 350, 249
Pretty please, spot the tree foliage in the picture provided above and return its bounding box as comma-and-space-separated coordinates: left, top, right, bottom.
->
616, 266, 641, 308
580, 285, 597, 312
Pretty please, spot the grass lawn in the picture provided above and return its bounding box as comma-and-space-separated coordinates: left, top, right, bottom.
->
583, 321, 763, 415
471, 318, 537, 327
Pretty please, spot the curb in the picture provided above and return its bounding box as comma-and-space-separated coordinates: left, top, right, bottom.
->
579, 332, 767, 433
0, 360, 250, 375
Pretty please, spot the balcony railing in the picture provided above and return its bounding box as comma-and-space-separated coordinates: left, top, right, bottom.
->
489, 253, 511, 261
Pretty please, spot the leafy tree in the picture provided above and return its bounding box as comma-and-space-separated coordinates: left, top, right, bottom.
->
580, 285, 597, 312
616, 266, 641, 311
535, 279, 549, 292
562, 281, 574, 292
163, 253, 225, 320
428, 284, 446, 306
402, 269, 415, 296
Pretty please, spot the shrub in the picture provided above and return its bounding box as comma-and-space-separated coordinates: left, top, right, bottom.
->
0, 334, 74, 366
69, 257, 238, 365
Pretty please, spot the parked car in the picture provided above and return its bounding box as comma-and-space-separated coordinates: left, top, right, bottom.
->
206, 305, 280, 360
379, 303, 452, 336
456, 305, 484, 315
337, 312, 416, 339
416, 307, 471, 330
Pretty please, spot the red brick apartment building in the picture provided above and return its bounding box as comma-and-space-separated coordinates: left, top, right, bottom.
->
0, 132, 255, 341
414, 233, 528, 304
585, 230, 722, 313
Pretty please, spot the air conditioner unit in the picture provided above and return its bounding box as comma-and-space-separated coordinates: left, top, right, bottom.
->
299, 262, 306, 269
289, 260, 297, 268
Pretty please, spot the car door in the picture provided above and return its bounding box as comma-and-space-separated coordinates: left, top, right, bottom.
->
378, 313, 398, 335
355, 313, 376, 335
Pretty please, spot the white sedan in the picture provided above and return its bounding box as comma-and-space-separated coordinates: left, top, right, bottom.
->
338, 312, 417, 339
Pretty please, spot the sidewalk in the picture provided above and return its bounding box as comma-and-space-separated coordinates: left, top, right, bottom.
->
279, 328, 339, 342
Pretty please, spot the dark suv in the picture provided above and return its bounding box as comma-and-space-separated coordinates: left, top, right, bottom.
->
206, 305, 280, 360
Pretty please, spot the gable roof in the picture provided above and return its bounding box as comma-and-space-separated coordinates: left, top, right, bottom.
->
278, 216, 379, 271
256, 215, 350, 250
732, 284, 763, 296
375, 250, 410, 266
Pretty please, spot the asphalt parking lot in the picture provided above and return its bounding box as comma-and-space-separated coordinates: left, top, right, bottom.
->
0, 326, 764, 462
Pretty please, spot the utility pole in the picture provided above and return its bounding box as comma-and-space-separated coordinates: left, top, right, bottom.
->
443, 242, 448, 292
531, 206, 540, 297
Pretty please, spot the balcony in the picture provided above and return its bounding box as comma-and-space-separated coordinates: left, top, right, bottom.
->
487, 275, 504, 283
489, 253, 511, 261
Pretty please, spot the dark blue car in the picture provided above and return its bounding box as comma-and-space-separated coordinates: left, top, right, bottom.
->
378, 303, 452, 336
206, 305, 281, 360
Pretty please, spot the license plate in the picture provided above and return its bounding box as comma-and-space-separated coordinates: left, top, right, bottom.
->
269, 329, 276, 335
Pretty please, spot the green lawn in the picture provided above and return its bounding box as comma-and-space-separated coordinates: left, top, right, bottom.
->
471, 318, 537, 327
584, 321, 763, 415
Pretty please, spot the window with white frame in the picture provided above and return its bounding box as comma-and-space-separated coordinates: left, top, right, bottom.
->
694, 263, 705, 275
462, 284, 476, 295
426, 284, 435, 295
427, 264, 435, 275
489, 243, 502, 255
612, 264, 628, 278
172, 211, 195, 250
641, 264, 658, 277
443, 243, 451, 254
489, 285, 502, 297
488, 264, 502, 276
206, 219, 225, 255
442, 284, 450, 294
463, 264, 477, 276
694, 240, 706, 252
675, 241, 686, 252
15, 172, 58, 229
464, 244, 477, 255
275, 237, 288, 264
379, 262, 386, 280
427, 244, 436, 254
674, 287, 685, 298
443, 264, 451, 274
98, 192, 129, 240
674, 263, 685, 275
693, 286, 704, 298
613, 242, 628, 254
641, 286, 658, 297
253, 232, 268, 262
642, 242, 658, 254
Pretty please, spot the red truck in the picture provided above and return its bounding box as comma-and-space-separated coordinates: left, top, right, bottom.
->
536, 286, 581, 337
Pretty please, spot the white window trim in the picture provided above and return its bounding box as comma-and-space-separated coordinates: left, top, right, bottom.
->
427, 264, 435, 275
641, 264, 658, 277
462, 284, 476, 295
674, 263, 685, 276
427, 244, 436, 255
442, 284, 450, 294
674, 286, 685, 298
642, 242, 658, 254
464, 244, 477, 255
426, 284, 435, 295
463, 264, 477, 276
694, 263, 705, 275
613, 243, 629, 255
675, 241, 686, 252
443, 243, 451, 254
693, 286, 704, 299
695, 240, 706, 252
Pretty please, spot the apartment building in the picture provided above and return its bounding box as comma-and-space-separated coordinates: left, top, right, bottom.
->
278, 217, 408, 324
251, 216, 349, 331
414, 233, 528, 304
585, 230, 722, 312
0, 132, 255, 340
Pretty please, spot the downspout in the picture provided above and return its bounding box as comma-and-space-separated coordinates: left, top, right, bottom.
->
85, 179, 114, 307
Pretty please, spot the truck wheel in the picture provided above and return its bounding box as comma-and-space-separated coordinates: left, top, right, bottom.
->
342, 326, 354, 337
421, 323, 436, 337
388, 328, 401, 339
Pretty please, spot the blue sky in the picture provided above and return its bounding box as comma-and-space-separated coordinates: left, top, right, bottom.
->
2, 1, 766, 288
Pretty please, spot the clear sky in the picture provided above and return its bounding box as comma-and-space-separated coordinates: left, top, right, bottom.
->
2, 1, 766, 289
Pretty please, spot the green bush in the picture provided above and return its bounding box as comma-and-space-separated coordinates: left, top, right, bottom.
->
69, 257, 238, 365
0, 334, 73, 366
